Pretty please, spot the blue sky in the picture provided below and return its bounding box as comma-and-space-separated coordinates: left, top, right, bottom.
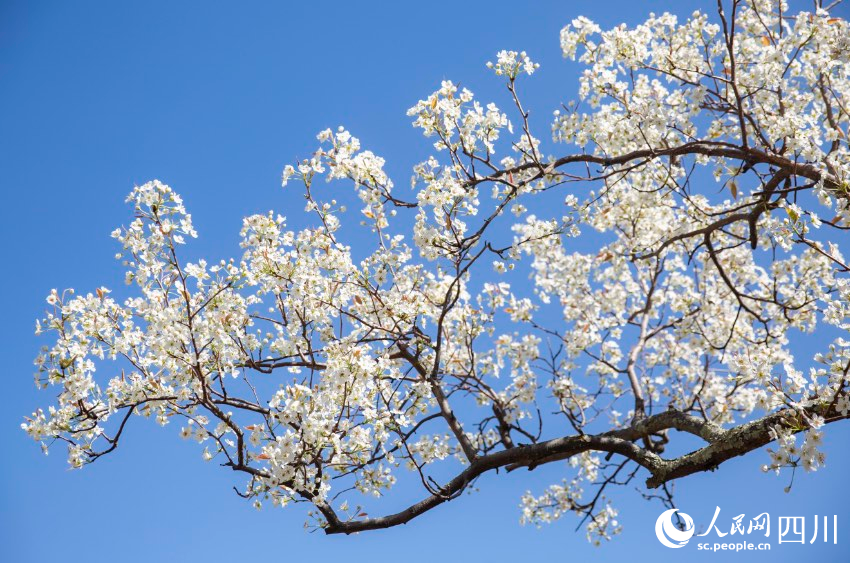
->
1, 1, 849, 561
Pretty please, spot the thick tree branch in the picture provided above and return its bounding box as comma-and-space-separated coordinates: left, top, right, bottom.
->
322, 404, 845, 534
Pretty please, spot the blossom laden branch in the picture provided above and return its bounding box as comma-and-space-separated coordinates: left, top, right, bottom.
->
22, 0, 850, 543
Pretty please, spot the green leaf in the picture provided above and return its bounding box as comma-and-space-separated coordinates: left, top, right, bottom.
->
786, 207, 799, 223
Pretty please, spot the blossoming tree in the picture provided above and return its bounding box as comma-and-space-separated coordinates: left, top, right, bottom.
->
22, 0, 850, 541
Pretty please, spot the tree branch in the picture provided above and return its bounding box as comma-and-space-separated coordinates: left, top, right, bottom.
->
323, 404, 845, 534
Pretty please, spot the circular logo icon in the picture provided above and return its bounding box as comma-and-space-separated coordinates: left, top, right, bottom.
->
655, 508, 695, 548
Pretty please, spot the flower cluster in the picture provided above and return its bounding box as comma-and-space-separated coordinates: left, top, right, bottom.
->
23, 0, 850, 542
486, 50, 539, 79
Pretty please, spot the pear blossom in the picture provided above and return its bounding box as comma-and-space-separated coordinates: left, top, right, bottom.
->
23, 1, 850, 543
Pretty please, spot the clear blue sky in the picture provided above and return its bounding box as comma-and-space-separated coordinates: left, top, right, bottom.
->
1, 1, 848, 561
